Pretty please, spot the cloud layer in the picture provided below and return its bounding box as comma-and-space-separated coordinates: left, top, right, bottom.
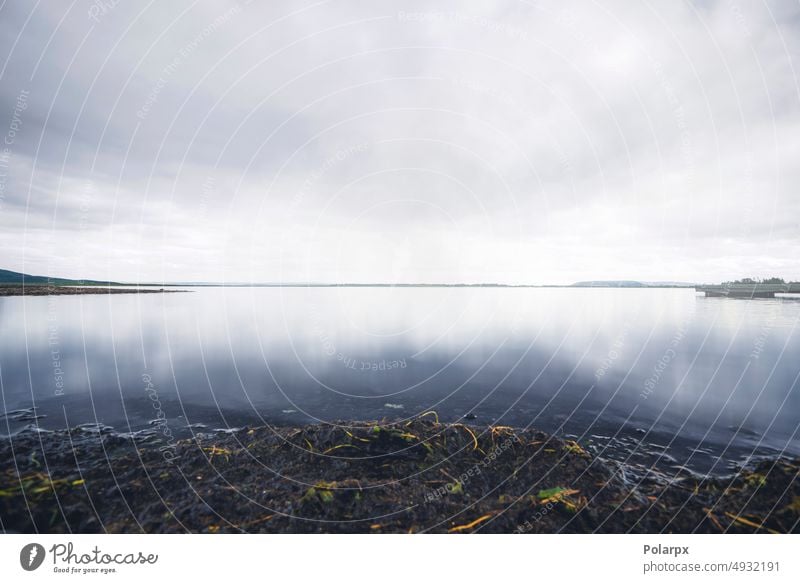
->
1, 0, 798, 283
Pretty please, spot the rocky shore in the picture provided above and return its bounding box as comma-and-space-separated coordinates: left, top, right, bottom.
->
1, 418, 797, 533
0, 285, 183, 296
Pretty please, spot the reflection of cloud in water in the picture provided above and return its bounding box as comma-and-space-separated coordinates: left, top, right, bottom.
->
1, 288, 798, 474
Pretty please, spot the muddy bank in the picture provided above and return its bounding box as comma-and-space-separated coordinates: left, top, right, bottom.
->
0, 285, 184, 296
1, 418, 797, 533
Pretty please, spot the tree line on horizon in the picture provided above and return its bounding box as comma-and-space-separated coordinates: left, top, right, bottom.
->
726, 277, 798, 284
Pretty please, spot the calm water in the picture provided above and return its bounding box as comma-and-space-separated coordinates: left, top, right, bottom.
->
2, 287, 799, 475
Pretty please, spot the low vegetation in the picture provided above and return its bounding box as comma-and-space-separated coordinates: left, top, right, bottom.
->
1, 418, 797, 533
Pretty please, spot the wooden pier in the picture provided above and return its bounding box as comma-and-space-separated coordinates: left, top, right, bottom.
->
695, 283, 800, 298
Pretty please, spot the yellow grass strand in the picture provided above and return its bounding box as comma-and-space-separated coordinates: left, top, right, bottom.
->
448, 513, 494, 533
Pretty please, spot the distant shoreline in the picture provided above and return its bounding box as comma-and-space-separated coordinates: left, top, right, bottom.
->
0, 268, 704, 289
145, 282, 697, 289
0, 282, 703, 293
0, 284, 186, 296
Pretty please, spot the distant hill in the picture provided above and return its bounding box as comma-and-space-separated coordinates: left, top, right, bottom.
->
0, 269, 119, 286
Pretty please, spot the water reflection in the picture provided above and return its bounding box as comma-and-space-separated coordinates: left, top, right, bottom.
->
1, 287, 798, 475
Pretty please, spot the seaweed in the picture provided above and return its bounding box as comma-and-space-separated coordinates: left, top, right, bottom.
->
1, 418, 797, 533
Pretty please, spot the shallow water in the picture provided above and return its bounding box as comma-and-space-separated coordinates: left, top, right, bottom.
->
1, 287, 799, 475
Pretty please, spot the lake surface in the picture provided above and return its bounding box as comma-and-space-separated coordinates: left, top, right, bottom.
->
2, 287, 799, 476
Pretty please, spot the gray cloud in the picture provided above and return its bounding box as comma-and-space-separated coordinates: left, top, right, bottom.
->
0, 0, 798, 283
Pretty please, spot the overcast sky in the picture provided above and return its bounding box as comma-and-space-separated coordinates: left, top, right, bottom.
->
0, 1, 798, 284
